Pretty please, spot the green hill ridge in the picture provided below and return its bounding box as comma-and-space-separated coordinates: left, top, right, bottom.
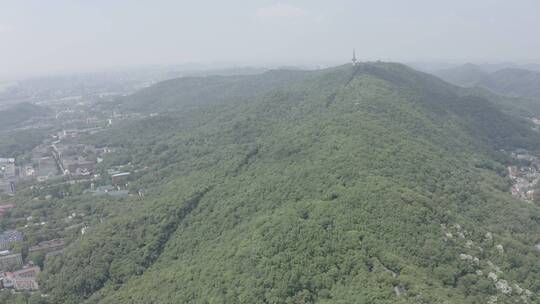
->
40, 63, 540, 304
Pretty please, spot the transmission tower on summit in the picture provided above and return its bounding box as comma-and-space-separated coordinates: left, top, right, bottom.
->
352, 48, 357, 66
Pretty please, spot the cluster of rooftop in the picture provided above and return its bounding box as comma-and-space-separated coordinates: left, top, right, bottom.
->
0, 158, 16, 195
508, 150, 540, 201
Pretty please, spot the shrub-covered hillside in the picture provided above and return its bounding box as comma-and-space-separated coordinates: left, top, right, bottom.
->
40, 63, 540, 304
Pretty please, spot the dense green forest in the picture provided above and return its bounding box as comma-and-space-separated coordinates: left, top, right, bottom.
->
8, 63, 540, 303
0, 128, 51, 157
0, 102, 52, 129
115, 69, 312, 113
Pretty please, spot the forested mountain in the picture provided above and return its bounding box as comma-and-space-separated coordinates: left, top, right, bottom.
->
39, 63, 540, 304
0, 102, 52, 129
116, 69, 312, 113
434, 63, 489, 87
479, 68, 540, 100
434, 64, 540, 116
435, 64, 540, 100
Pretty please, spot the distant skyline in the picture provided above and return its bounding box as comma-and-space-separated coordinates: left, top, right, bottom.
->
2, 0, 540, 80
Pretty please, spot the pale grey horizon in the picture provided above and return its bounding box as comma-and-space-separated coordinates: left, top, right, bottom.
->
2, 0, 540, 80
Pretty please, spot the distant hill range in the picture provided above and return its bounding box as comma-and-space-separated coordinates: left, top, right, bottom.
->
434, 63, 540, 100
432, 64, 540, 116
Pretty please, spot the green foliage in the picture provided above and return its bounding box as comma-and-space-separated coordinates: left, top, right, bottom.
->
28, 251, 46, 269
19, 63, 540, 303
117, 70, 312, 113
0, 102, 52, 129
0, 291, 47, 304
0, 128, 51, 157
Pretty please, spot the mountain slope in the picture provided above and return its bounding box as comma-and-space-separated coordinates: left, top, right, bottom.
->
478, 68, 540, 99
117, 69, 312, 113
41, 63, 540, 304
0, 102, 52, 129
435, 63, 489, 87
435, 64, 540, 116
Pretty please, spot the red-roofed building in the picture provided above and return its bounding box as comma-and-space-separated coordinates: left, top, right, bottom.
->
4, 266, 40, 291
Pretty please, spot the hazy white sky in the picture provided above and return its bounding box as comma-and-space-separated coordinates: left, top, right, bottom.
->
1, 0, 540, 80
